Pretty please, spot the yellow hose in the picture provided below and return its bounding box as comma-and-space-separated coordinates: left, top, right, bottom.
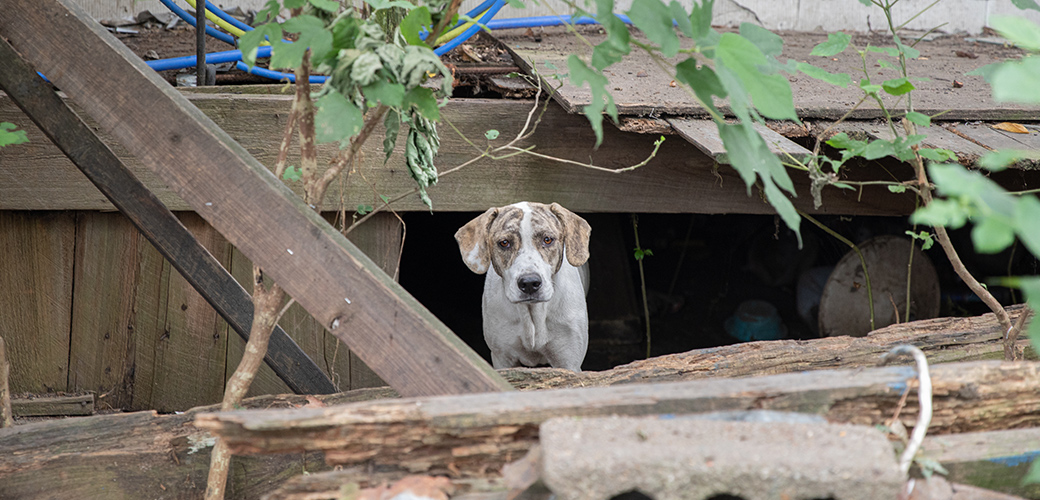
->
435, 9, 489, 46
183, 0, 248, 38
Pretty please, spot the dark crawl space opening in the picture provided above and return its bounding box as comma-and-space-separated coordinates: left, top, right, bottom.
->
398, 211, 1038, 372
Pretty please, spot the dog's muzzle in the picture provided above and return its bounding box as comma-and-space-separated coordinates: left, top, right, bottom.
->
516, 273, 546, 302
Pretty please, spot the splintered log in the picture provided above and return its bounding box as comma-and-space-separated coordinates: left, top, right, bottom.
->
197, 360, 1040, 478
0, 394, 333, 499
504, 305, 1034, 390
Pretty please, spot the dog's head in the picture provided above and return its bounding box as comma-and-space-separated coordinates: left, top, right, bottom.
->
455, 202, 591, 303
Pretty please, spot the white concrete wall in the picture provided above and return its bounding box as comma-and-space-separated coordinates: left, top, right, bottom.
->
76, 0, 1040, 35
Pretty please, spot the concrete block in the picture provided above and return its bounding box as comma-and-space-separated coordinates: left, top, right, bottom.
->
539, 414, 904, 500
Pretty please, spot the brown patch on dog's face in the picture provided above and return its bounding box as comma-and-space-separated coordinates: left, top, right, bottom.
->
526, 204, 567, 274
487, 205, 525, 277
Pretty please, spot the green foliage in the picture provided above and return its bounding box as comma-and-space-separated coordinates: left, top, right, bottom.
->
905, 230, 934, 250
882, 77, 915, 96
282, 165, 302, 181
633, 247, 653, 260
357, 204, 374, 214
0, 122, 29, 147
567, 55, 617, 147
811, 32, 851, 57
484, 129, 500, 140
240, 1, 456, 208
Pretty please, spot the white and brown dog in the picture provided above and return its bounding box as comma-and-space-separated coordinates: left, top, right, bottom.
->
455, 202, 591, 372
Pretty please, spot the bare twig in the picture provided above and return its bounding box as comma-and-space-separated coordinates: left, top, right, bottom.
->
881, 345, 933, 476
631, 215, 652, 359
799, 209, 876, 330
273, 99, 298, 180
0, 336, 11, 428
311, 105, 390, 211
1004, 308, 1034, 361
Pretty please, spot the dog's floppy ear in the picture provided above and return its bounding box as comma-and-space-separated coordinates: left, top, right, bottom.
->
454, 207, 499, 274
550, 203, 591, 267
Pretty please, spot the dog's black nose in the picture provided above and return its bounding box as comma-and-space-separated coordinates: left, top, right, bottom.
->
517, 274, 542, 295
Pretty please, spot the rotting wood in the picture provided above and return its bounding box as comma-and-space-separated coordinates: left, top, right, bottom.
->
0, 393, 334, 500
0, 337, 10, 428
0, 0, 510, 398
0, 34, 337, 398
197, 360, 1040, 478
11, 394, 94, 417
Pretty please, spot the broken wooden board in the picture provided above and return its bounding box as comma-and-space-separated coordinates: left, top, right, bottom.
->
11, 394, 94, 417
668, 117, 813, 164
0, 93, 921, 217
197, 360, 1040, 478
502, 26, 1040, 120
0, 0, 510, 398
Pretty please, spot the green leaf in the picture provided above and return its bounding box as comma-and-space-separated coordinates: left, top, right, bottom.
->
991, 16, 1040, 50
862, 139, 896, 160
990, 56, 1040, 103
906, 230, 935, 250
627, 0, 680, 58
1015, 195, 1040, 258
0, 122, 29, 147
826, 132, 866, 151
485, 129, 500, 140
856, 0, 872, 5
284, 0, 306, 8
689, 0, 715, 42
1013, 0, 1040, 10
797, 62, 851, 87
979, 149, 1036, 171
888, 185, 907, 193
362, 81, 405, 108
718, 122, 801, 245
905, 111, 931, 127
271, 15, 333, 69
866, 45, 900, 58
878, 59, 895, 69
882, 77, 915, 96
591, 0, 631, 70
739, 22, 783, 58
917, 148, 957, 162
810, 32, 851, 57
315, 92, 364, 144
400, 7, 432, 47
402, 87, 441, 121
911, 198, 971, 228
670, 0, 694, 38
859, 78, 882, 96
357, 204, 373, 215
364, 0, 418, 9
239, 23, 283, 67
675, 58, 726, 113
715, 33, 798, 121
282, 165, 302, 181
308, 0, 340, 11
568, 55, 617, 147
972, 215, 1016, 253
894, 35, 921, 59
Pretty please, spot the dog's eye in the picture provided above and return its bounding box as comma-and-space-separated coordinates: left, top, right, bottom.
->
543, 236, 554, 246
498, 239, 511, 249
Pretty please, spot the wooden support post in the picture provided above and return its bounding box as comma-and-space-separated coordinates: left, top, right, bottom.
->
0, 336, 11, 427
0, 0, 510, 397
0, 36, 337, 396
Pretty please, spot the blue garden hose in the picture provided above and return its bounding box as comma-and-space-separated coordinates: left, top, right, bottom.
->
204, 0, 253, 33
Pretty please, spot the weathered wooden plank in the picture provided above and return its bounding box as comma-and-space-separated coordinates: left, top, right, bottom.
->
502, 26, 1040, 120
667, 118, 813, 164
0, 36, 337, 397
132, 213, 232, 412
0, 212, 75, 394
68, 213, 139, 409
920, 427, 1040, 498
921, 124, 993, 165
0, 93, 918, 217
949, 122, 1040, 154
0, 0, 509, 397
11, 394, 95, 417
197, 361, 1040, 479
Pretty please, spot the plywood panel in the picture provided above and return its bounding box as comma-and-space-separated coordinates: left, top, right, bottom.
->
132, 212, 231, 411
68, 212, 140, 409
0, 212, 75, 394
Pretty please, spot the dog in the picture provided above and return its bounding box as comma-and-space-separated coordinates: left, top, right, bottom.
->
455, 202, 591, 372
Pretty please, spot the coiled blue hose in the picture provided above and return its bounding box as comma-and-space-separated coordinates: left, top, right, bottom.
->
204, 0, 253, 33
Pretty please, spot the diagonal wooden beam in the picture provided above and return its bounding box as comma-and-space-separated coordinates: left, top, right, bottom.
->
0, 36, 337, 395
0, 0, 510, 397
